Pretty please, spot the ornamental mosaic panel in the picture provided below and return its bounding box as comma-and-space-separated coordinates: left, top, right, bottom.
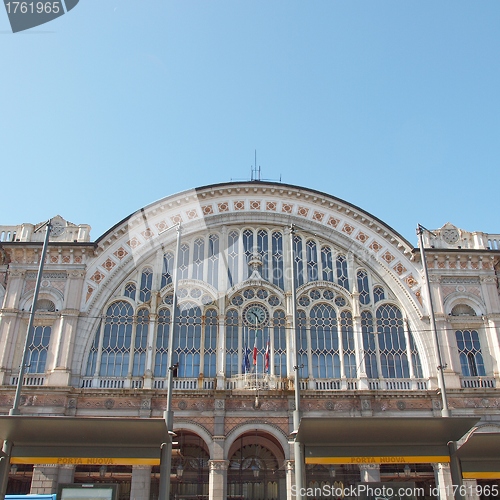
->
86, 285, 94, 302
382, 251, 395, 263
281, 203, 293, 214
217, 202, 229, 212
90, 270, 105, 284
170, 214, 183, 224
249, 200, 261, 210
141, 228, 154, 240
356, 231, 369, 243
113, 247, 128, 260
327, 216, 340, 228
297, 206, 309, 217
62, 255, 71, 264
342, 223, 354, 235
369, 240, 382, 252
266, 201, 277, 211
312, 210, 325, 222
406, 274, 417, 287
186, 209, 198, 219
393, 262, 407, 275
233, 200, 245, 210
127, 237, 141, 249
102, 258, 116, 271
155, 220, 169, 232
74, 255, 82, 263
202, 205, 214, 215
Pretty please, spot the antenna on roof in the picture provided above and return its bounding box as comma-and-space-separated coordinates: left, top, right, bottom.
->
251, 150, 261, 181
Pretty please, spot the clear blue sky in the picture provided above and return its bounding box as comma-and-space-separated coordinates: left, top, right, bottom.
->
1, 1, 499, 244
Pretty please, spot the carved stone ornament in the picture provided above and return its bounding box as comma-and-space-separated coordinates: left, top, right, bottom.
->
209, 460, 229, 471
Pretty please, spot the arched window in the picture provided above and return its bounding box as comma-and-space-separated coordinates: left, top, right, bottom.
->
456, 330, 486, 377
207, 234, 219, 288
357, 269, 370, 305
204, 309, 217, 378
306, 240, 318, 282
139, 267, 153, 303
293, 235, 304, 287
341, 311, 356, 378
27, 325, 51, 373
226, 309, 239, 376
310, 304, 340, 379
376, 304, 409, 378
192, 238, 205, 281
227, 231, 239, 287
257, 229, 269, 281
132, 308, 149, 376
361, 311, 378, 378
99, 301, 133, 377
373, 286, 385, 303
243, 229, 254, 280
271, 231, 284, 289
154, 308, 170, 377
179, 244, 190, 280
161, 252, 174, 288
336, 255, 349, 290
297, 310, 308, 378
273, 310, 286, 377
124, 282, 136, 300
175, 302, 201, 378
321, 246, 334, 282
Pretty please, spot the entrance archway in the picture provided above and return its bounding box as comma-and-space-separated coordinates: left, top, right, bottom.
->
227, 432, 283, 500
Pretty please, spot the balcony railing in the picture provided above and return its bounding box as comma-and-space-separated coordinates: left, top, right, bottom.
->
368, 378, 428, 390
225, 374, 287, 390
461, 376, 496, 389
10, 375, 45, 386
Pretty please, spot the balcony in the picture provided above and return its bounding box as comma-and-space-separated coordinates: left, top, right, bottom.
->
460, 376, 496, 389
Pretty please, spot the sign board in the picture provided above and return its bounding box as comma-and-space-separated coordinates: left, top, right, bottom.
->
58, 484, 119, 500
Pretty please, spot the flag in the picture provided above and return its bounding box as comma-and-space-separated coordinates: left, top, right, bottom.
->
253, 334, 258, 366
264, 338, 270, 373
242, 342, 251, 373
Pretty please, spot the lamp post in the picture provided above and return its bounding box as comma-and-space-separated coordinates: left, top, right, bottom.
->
416, 224, 450, 417
0, 220, 52, 500
289, 225, 305, 499
158, 223, 182, 500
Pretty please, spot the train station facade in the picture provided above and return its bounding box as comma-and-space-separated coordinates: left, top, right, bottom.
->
0, 181, 499, 500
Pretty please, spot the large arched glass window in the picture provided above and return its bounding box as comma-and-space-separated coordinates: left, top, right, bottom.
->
376, 304, 409, 378
310, 304, 340, 379
297, 310, 308, 378
357, 269, 370, 305
273, 310, 286, 377
100, 301, 133, 377
306, 240, 318, 282
227, 231, 239, 287
341, 310, 356, 378
175, 302, 201, 378
154, 308, 170, 377
27, 325, 51, 373
161, 252, 174, 288
132, 308, 149, 376
179, 244, 190, 280
456, 329, 486, 377
139, 267, 153, 303
226, 309, 239, 376
204, 309, 217, 377
336, 255, 349, 290
293, 236, 305, 287
243, 229, 254, 280
271, 231, 284, 289
361, 311, 378, 378
257, 229, 269, 281
192, 238, 205, 281
207, 234, 219, 289
321, 246, 334, 282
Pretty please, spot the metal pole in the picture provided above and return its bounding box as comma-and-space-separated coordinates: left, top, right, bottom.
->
11, 220, 52, 415
290, 225, 305, 498
0, 221, 52, 500
162, 223, 182, 500
416, 224, 450, 417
